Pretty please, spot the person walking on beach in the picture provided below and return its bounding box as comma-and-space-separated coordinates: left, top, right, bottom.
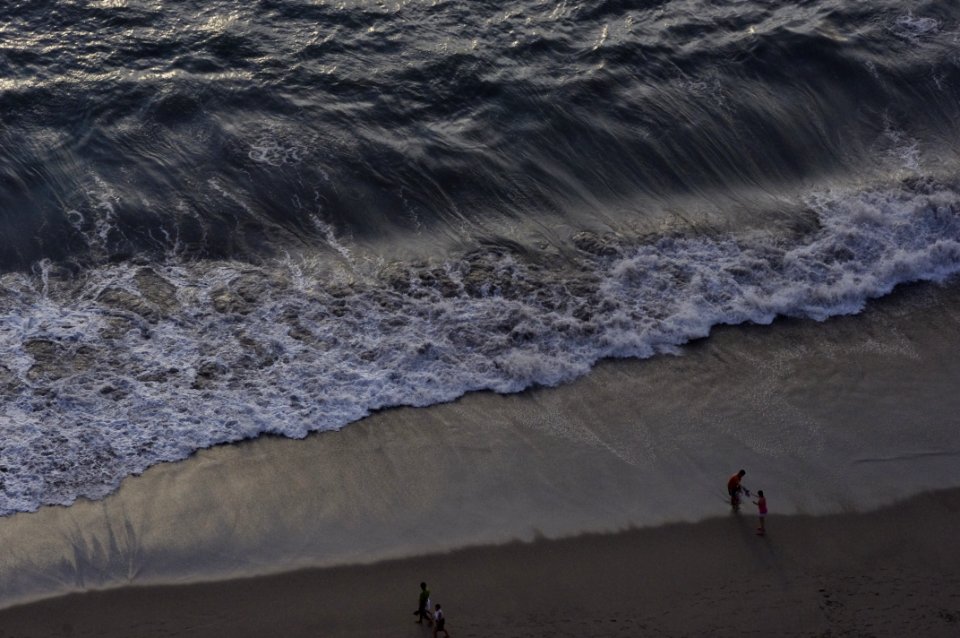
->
414, 582, 432, 625
433, 603, 450, 638
753, 490, 768, 536
727, 469, 747, 510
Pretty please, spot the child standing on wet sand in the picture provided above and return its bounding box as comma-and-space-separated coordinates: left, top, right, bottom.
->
753, 490, 767, 536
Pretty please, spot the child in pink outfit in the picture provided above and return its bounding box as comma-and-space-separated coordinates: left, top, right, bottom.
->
753, 490, 767, 536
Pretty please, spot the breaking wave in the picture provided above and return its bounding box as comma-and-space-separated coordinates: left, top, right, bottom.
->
1, 178, 958, 514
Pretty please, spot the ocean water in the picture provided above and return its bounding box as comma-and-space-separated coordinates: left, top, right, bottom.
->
1, 0, 959, 516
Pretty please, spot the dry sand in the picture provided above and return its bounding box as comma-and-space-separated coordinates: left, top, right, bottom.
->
0, 489, 958, 637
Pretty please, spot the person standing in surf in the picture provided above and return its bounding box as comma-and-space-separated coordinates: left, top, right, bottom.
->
727, 469, 747, 510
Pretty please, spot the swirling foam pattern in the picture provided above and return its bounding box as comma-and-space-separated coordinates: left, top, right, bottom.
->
0, 179, 958, 514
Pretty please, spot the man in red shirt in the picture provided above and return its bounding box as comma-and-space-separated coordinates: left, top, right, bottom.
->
727, 469, 747, 510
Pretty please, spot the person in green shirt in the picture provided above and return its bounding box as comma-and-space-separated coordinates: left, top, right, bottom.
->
414, 581, 432, 625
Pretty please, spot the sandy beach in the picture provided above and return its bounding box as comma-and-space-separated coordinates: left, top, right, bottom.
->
0, 282, 957, 636
0, 488, 957, 637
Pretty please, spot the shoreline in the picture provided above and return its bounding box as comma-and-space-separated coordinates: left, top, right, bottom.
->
1, 280, 959, 611
0, 488, 958, 637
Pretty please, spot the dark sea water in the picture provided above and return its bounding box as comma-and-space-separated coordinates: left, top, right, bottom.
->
1, 0, 959, 515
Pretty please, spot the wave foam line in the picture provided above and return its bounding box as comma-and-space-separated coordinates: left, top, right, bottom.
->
0, 179, 958, 515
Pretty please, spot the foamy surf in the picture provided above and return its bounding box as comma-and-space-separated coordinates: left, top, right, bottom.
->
0, 178, 958, 515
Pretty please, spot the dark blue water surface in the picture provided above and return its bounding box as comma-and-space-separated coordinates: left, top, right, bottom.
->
1, 0, 957, 267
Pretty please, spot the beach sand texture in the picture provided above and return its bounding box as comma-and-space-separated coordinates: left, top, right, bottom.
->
0, 490, 958, 637
0, 283, 958, 635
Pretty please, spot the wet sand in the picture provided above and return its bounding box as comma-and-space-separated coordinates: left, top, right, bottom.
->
0, 488, 958, 637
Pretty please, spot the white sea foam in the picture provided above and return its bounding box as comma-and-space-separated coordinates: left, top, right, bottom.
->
892, 13, 941, 40
246, 122, 315, 167
248, 138, 306, 167
0, 180, 958, 515
66, 174, 123, 258
882, 119, 922, 172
